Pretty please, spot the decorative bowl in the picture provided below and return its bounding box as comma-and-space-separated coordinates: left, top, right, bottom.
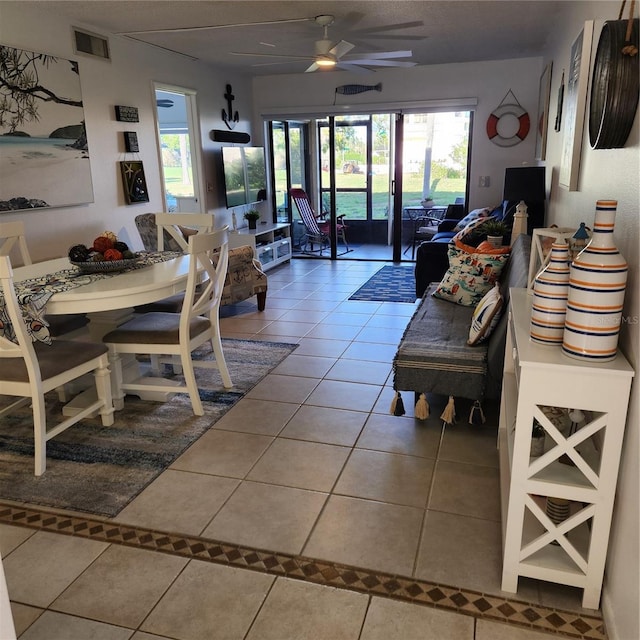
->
71, 255, 140, 273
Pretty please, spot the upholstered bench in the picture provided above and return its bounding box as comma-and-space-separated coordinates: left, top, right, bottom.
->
392, 234, 531, 412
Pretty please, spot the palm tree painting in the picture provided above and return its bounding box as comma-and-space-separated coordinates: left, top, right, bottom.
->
0, 44, 94, 211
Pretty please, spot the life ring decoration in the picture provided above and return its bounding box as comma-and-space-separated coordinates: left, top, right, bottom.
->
486, 90, 531, 147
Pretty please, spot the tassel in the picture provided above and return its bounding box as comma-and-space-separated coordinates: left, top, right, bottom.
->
468, 400, 486, 425
390, 391, 406, 416
440, 395, 456, 426
414, 393, 430, 420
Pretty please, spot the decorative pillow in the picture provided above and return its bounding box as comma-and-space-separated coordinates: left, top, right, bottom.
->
467, 283, 503, 345
453, 215, 499, 247
453, 207, 491, 232
473, 240, 512, 255
433, 243, 510, 306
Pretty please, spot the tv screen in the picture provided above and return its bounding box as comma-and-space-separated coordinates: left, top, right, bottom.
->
221, 146, 267, 209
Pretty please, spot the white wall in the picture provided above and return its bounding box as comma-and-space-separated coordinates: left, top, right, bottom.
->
252, 56, 543, 211
0, 3, 254, 261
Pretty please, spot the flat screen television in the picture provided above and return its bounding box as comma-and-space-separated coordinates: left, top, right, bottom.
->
221, 146, 267, 208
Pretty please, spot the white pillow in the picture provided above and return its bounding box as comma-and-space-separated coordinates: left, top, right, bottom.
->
467, 283, 503, 345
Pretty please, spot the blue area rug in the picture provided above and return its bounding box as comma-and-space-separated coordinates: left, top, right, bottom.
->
0, 339, 297, 517
349, 265, 417, 303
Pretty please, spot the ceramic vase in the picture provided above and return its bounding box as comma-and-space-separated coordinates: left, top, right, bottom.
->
562, 200, 628, 361
530, 241, 571, 345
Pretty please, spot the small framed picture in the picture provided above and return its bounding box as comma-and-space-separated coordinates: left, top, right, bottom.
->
119, 161, 149, 204
123, 131, 139, 153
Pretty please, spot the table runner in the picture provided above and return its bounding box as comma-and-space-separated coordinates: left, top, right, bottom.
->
0, 251, 181, 344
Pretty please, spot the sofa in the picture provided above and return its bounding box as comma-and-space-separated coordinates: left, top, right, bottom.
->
134, 213, 268, 311
415, 201, 521, 298
393, 233, 531, 411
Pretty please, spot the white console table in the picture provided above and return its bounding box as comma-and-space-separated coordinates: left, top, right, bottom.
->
498, 288, 633, 609
228, 222, 291, 271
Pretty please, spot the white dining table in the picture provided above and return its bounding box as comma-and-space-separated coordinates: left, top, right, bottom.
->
12, 254, 192, 410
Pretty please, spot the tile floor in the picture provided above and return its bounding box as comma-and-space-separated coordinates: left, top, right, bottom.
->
0, 258, 607, 639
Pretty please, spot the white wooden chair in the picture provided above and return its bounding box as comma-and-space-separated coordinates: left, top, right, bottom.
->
102, 227, 232, 416
155, 212, 215, 251
0, 221, 89, 337
0, 256, 114, 476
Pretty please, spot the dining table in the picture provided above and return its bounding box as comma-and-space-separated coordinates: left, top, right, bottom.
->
9, 251, 192, 412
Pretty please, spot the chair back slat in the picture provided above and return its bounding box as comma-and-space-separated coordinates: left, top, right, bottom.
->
155, 213, 215, 252
0, 221, 33, 266
181, 227, 229, 336
0, 256, 41, 385
290, 189, 322, 235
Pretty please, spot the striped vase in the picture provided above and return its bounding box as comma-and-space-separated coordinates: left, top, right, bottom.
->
562, 200, 628, 361
530, 241, 571, 345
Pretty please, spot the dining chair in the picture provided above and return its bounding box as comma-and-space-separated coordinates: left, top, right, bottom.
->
0, 255, 114, 476
0, 220, 89, 338
102, 227, 232, 416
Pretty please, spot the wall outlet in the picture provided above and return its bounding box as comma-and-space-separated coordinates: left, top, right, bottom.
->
479, 176, 490, 187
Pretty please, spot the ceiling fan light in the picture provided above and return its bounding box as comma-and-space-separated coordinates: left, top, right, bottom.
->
316, 55, 336, 67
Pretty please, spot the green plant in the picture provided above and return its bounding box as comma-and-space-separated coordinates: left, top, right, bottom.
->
243, 209, 260, 221
483, 220, 508, 237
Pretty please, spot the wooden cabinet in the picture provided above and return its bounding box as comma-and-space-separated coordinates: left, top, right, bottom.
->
498, 288, 634, 609
228, 223, 291, 271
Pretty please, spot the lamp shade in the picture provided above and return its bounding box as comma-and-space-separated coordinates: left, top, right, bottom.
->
503, 166, 546, 202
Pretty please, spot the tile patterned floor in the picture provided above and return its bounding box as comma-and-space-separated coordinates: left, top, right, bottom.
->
0, 257, 608, 639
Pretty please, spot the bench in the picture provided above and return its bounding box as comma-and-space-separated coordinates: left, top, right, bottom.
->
392, 233, 531, 416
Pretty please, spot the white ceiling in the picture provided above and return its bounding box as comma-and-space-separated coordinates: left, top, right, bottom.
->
16, 0, 570, 76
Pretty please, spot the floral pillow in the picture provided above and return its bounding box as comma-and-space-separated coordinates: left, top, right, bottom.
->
433, 242, 510, 306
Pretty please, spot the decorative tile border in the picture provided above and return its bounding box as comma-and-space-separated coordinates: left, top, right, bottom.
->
0, 502, 606, 640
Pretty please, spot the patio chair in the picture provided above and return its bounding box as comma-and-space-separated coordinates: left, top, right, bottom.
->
102, 228, 232, 416
290, 188, 350, 255
0, 255, 114, 475
0, 221, 89, 338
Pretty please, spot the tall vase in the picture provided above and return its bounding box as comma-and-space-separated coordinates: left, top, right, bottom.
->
562, 200, 628, 361
530, 241, 571, 345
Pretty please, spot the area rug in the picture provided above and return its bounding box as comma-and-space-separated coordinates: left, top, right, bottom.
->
349, 265, 417, 303
0, 339, 297, 517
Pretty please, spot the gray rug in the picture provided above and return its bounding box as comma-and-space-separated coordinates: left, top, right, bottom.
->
0, 339, 297, 517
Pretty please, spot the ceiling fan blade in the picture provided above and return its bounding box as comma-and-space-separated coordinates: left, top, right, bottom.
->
117, 17, 311, 36
344, 59, 417, 68
305, 62, 319, 73
343, 50, 413, 60
353, 20, 425, 35
330, 40, 355, 59
230, 51, 315, 60
336, 62, 373, 74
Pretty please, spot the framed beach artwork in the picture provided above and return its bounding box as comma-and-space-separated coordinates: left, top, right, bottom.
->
119, 161, 149, 204
559, 21, 594, 191
0, 44, 94, 211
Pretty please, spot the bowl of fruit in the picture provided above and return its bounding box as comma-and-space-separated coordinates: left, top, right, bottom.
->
69, 231, 140, 273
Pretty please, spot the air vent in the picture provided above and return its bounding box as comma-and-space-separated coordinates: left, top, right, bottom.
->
73, 28, 110, 60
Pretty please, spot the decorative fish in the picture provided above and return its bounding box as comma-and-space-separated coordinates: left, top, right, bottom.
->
335, 83, 383, 95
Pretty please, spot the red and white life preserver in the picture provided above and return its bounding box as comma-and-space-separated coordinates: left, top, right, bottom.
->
486, 103, 530, 147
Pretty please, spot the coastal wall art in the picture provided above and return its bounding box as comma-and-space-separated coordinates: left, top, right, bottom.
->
0, 44, 94, 211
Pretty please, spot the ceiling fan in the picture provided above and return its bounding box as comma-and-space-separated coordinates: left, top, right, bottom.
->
229, 15, 418, 73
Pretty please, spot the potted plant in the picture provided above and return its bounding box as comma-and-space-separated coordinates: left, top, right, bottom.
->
244, 209, 260, 230
483, 220, 509, 247
531, 419, 546, 457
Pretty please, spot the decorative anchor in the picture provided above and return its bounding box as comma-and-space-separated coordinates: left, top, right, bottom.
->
222, 84, 239, 130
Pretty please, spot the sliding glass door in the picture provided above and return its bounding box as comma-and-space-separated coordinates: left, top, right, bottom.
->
267, 109, 471, 261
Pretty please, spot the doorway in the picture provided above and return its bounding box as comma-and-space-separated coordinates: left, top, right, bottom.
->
154, 85, 203, 213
